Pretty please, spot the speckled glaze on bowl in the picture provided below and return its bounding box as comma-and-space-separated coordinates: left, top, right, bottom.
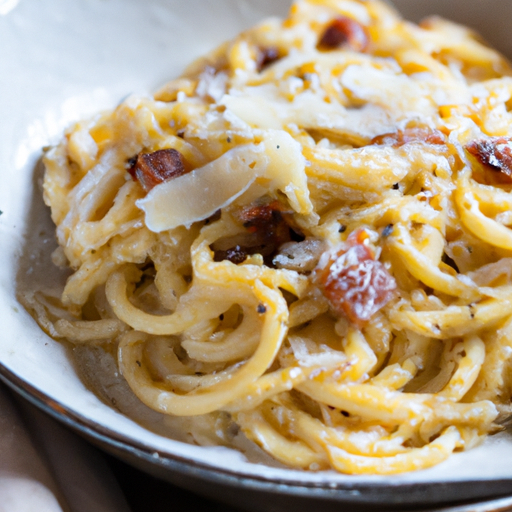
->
2, 1, 512, 510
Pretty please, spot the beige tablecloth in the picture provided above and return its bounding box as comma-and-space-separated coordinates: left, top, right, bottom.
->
0, 383, 130, 512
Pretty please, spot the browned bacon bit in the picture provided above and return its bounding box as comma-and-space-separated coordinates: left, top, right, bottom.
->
256, 47, 280, 71
128, 148, 187, 192
238, 200, 289, 234
466, 137, 512, 184
317, 16, 369, 52
315, 230, 396, 327
371, 127, 446, 147
212, 199, 304, 265
213, 245, 248, 265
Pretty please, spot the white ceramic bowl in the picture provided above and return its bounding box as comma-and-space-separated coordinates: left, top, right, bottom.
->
2, 1, 512, 510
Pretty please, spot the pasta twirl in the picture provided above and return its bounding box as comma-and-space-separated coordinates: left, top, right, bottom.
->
24, 0, 512, 474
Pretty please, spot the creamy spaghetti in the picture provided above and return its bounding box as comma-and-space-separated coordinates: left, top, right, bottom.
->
25, 0, 512, 474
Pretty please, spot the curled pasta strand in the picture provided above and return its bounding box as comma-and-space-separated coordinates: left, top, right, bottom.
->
57, 161, 127, 264
325, 426, 461, 475
236, 407, 328, 469
64, 255, 120, 307
438, 335, 485, 400
288, 292, 330, 328
389, 223, 478, 299
106, 268, 234, 335
418, 402, 497, 443
165, 365, 241, 393
225, 361, 348, 413
298, 379, 431, 425
118, 280, 288, 415
455, 185, 512, 251
342, 327, 378, 382
465, 314, 512, 402
74, 181, 145, 257
370, 359, 417, 390
390, 290, 512, 339
299, 379, 497, 428
303, 145, 411, 192
276, 401, 413, 458
181, 306, 261, 363
54, 318, 127, 343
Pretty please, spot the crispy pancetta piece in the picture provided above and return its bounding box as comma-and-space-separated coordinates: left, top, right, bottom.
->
256, 47, 280, 71
466, 137, 512, 184
213, 199, 304, 265
128, 148, 187, 192
317, 16, 369, 52
315, 230, 396, 326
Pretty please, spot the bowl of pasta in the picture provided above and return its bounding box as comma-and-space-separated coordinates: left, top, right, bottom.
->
4, 0, 512, 510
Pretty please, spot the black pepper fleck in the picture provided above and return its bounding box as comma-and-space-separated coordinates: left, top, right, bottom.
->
382, 224, 393, 237
338, 224, 347, 233
257, 304, 267, 314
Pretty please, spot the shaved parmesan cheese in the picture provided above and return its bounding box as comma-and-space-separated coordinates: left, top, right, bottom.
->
137, 144, 267, 232
137, 131, 314, 232
261, 130, 313, 215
